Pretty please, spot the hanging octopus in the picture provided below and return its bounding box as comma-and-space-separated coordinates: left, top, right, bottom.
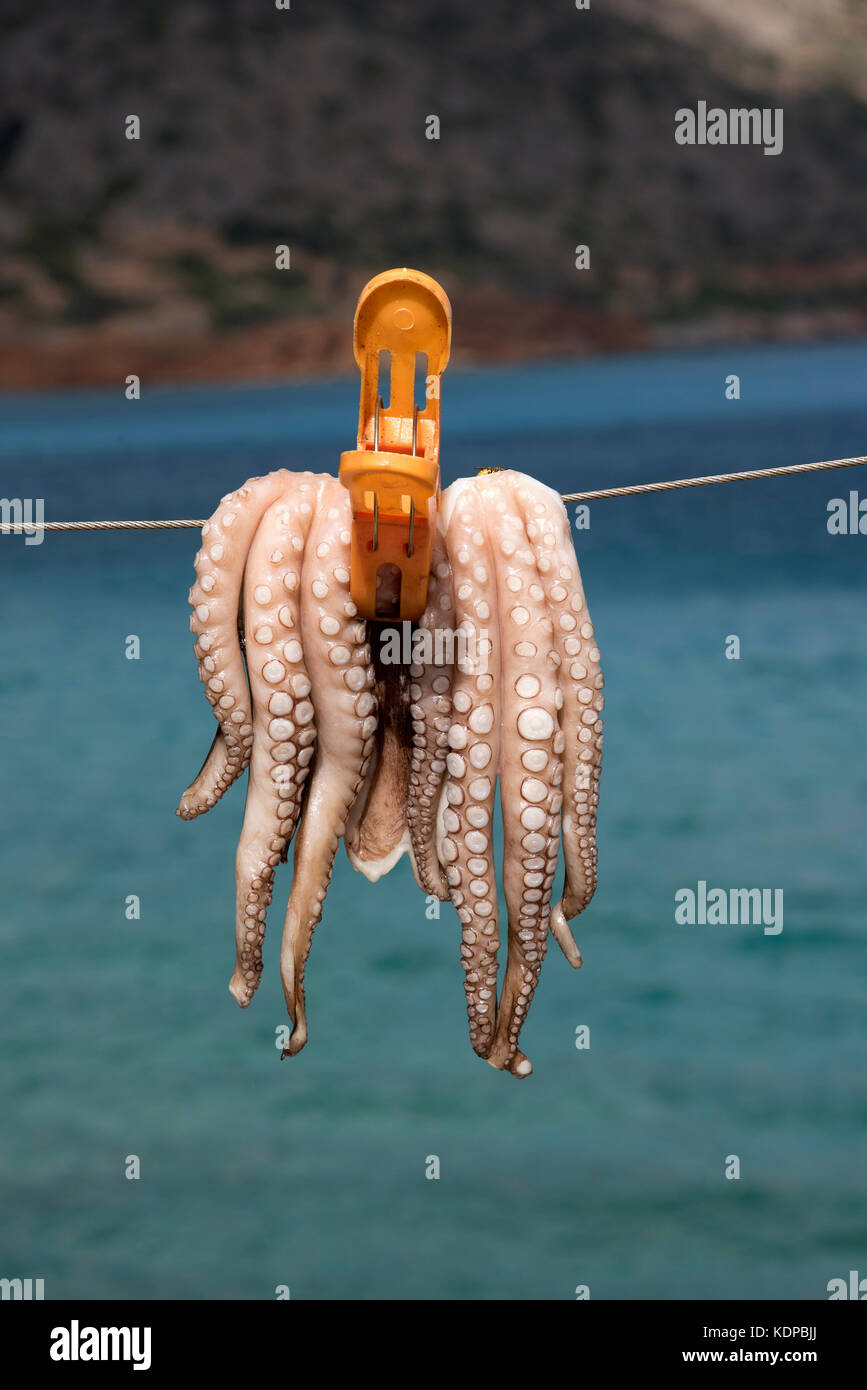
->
179, 467, 603, 1078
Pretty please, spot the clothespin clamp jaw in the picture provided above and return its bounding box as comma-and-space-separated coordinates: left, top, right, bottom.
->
339, 268, 451, 621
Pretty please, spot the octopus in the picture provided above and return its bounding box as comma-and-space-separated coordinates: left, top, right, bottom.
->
179, 468, 603, 1077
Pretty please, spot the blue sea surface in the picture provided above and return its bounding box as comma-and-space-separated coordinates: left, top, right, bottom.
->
0, 338, 865, 1300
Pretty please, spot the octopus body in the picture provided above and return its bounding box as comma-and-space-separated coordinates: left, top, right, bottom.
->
180, 468, 602, 1077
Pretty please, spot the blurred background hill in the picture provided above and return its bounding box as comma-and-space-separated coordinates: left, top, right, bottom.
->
1, 0, 867, 387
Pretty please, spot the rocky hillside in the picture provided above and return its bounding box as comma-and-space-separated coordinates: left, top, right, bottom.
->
1, 0, 866, 387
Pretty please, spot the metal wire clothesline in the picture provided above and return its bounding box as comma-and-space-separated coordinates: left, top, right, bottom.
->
0, 452, 865, 533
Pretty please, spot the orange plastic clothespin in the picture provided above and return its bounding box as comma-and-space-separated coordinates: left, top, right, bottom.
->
339, 268, 451, 621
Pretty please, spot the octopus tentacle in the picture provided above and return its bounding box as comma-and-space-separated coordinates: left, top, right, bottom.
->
179, 470, 293, 820
406, 533, 455, 900
525, 482, 604, 964
482, 473, 563, 1077
438, 479, 502, 1058
344, 658, 412, 880
280, 478, 377, 1055
229, 475, 322, 1006
182, 727, 232, 817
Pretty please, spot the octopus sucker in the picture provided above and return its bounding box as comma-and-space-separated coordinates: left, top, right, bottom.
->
178, 469, 295, 820
181, 466, 602, 1078
437, 479, 502, 1058
229, 477, 322, 1007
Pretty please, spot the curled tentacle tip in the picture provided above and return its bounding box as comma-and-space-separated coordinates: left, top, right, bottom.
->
550, 903, 583, 969
282, 1028, 306, 1058
177, 791, 206, 820
228, 978, 252, 1008
486, 1051, 532, 1077
509, 1053, 533, 1079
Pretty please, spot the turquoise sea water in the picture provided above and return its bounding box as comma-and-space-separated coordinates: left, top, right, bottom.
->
1, 339, 865, 1300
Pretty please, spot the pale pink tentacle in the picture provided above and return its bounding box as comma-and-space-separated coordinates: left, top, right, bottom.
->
229, 475, 323, 1006
179, 470, 293, 819
280, 478, 377, 1055
524, 483, 604, 964
438, 479, 502, 1058
482, 472, 564, 1078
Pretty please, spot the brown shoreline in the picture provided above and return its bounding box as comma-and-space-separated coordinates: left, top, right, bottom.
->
2, 282, 866, 392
